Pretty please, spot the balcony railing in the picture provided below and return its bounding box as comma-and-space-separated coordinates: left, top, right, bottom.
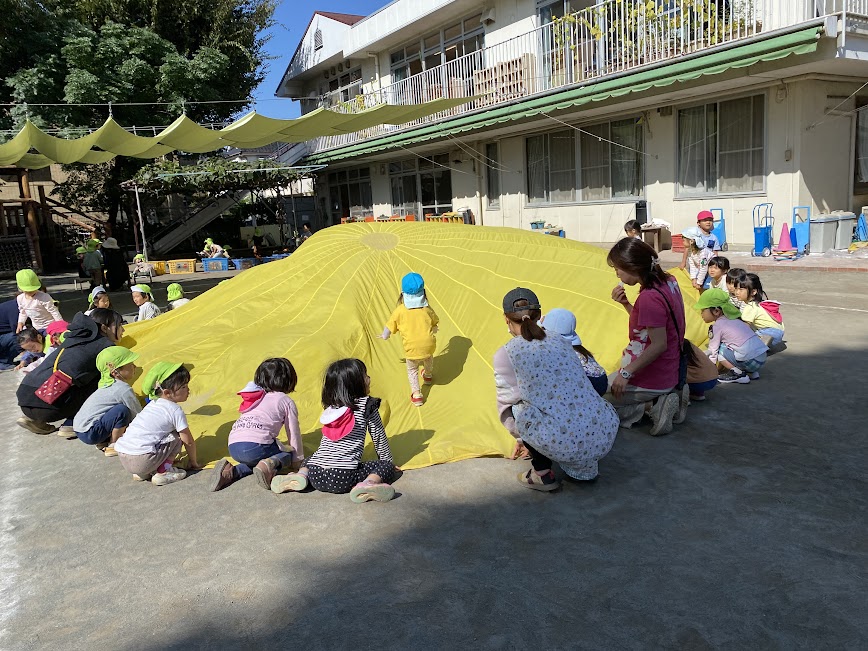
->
306, 0, 868, 155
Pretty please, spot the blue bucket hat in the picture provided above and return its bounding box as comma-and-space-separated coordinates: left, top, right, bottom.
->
541, 308, 581, 346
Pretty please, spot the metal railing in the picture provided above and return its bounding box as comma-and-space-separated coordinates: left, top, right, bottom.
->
303, 0, 867, 155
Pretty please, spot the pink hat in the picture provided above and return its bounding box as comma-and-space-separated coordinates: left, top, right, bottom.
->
45, 320, 68, 336
697, 210, 714, 222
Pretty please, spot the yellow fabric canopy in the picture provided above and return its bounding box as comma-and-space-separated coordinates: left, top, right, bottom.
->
0, 98, 471, 168
122, 222, 706, 470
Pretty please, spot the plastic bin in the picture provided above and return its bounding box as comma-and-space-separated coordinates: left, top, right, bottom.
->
834, 211, 857, 249
231, 257, 258, 270
202, 257, 229, 272
151, 261, 167, 276
809, 216, 839, 254
167, 259, 196, 275
530, 221, 545, 230
671, 234, 685, 253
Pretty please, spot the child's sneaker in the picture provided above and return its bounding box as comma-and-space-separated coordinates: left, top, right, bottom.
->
271, 472, 308, 494
649, 392, 679, 436
410, 392, 424, 407
718, 369, 750, 384
673, 385, 690, 425
16, 416, 56, 435
210, 459, 237, 492
132, 474, 148, 482
151, 467, 186, 486
350, 479, 395, 503
422, 370, 434, 385
103, 445, 117, 457
517, 468, 560, 492
748, 371, 760, 380
253, 457, 278, 490
57, 425, 77, 439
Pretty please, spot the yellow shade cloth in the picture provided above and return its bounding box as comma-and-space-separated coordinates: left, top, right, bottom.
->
0, 98, 472, 168
121, 222, 706, 470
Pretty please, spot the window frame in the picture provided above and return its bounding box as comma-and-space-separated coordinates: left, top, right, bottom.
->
388, 155, 453, 217
676, 92, 767, 198
485, 142, 502, 210
389, 13, 484, 83
328, 167, 373, 221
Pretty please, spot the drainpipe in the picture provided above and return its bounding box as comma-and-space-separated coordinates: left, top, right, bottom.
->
367, 52, 381, 100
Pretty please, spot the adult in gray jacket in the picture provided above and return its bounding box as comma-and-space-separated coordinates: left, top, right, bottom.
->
16, 309, 125, 435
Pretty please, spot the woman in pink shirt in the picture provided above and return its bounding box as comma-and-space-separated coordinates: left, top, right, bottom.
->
607, 238, 685, 436
210, 358, 303, 492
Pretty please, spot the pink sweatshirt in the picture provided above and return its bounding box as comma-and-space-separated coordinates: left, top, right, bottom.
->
228, 391, 304, 459
17, 291, 62, 330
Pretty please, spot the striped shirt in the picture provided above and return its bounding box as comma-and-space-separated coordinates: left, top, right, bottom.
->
306, 396, 393, 470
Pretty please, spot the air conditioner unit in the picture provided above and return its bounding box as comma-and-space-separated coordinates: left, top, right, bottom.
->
337, 62, 344, 72
323, 70, 330, 79
345, 59, 352, 69
330, 66, 337, 76
481, 8, 495, 25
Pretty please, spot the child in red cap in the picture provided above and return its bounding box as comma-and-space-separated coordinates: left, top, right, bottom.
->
680, 210, 721, 278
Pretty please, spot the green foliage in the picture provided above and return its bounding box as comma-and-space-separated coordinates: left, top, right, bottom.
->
132, 158, 312, 195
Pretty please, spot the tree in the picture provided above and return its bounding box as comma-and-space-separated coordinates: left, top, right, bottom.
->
2, 1, 276, 227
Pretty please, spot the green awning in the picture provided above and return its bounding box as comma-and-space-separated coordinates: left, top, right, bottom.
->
307, 26, 822, 164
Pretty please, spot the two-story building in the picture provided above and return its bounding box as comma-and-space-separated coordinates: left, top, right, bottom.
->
276, 1, 868, 246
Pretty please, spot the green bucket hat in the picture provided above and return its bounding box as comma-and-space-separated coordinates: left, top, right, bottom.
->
142, 361, 184, 400
97, 346, 140, 388
166, 283, 184, 302
75, 246, 87, 255
16, 269, 42, 292
694, 288, 741, 320
134, 253, 145, 262
130, 283, 152, 298
85, 239, 101, 252
204, 238, 214, 246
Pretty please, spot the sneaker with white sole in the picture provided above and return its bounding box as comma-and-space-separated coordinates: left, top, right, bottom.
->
718, 369, 750, 384
57, 425, 77, 439
350, 480, 395, 503
673, 385, 690, 425
151, 467, 186, 486
410, 392, 424, 407
649, 393, 679, 436
16, 416, 56, 435
748, 371, 760, 380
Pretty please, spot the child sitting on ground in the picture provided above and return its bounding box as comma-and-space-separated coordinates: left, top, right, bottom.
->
15, 269, 62, 333
730, 273, 785, 351
624, 220, 643, 240
85, 285, 111, 316
131, 284, 161, 321
705, 256, 730, 291
271, 358, 398, 503
541, 308, 608, 396
211, 358, 303, 492
166, 283, 191, 310
73, 346, 142, 457
696, 289, 768, 385
114, 362, 199, 485
380, 272, 439, 407
131, 254, 154, 277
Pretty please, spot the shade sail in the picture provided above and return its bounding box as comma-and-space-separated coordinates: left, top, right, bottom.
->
122, 222, 707, 470
0, 97, 472, 168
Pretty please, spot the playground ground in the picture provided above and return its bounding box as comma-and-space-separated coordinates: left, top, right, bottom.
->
0, 268, 866, 649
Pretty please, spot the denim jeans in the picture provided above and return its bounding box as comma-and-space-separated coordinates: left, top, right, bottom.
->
756, 327, 784, 346
76, 404, 131, 445
0, 332, 22, 369
719, 345, 766, 373
228, 441, 292, 479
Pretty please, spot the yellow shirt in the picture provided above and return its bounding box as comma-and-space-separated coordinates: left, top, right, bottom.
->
740, 302, 784, 333
386, 305, 439, 359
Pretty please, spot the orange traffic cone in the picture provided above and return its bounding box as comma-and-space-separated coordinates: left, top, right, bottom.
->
775, 222, 794, 252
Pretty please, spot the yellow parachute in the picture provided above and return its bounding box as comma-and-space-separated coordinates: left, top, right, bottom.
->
123, 222, 706, 469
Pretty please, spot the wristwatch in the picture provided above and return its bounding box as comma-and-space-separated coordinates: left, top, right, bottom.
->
618, 368, 633, 380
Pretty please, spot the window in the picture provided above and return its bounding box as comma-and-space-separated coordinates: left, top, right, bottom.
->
389, 13, 484, 83
388, 156, 453, 217
527, 119, 643, 203
486, 143, 501, 209
328, 168, 372, 221
856, 106, 868, 191
538, 0, 580, 24
324, 68, 363, 107
678, 94, 765, 196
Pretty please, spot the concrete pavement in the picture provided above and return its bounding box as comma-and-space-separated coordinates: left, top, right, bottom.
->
0, 270, 866, 649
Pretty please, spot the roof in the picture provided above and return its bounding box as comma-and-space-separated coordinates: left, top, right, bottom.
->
314, 11, 365, 26
305, 26, 823, 164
